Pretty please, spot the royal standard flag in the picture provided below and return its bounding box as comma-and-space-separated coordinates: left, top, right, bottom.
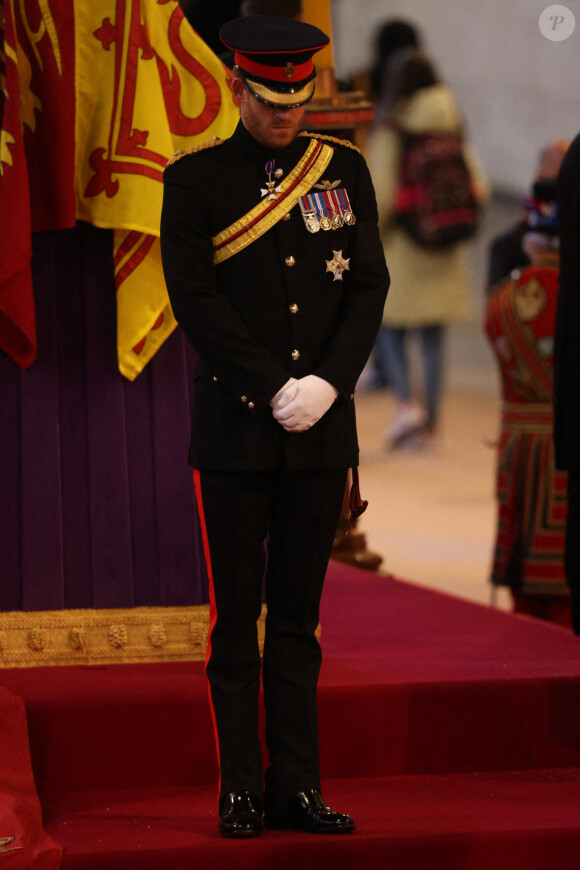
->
75, 0, 239, 379
1, 0, 238, 378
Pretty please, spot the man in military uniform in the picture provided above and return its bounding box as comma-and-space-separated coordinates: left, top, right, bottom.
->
554, 132, 580, 634
160, 15, 389, 838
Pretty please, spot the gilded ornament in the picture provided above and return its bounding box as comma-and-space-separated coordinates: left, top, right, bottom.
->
0, 604, 257, 667
68, 628, 87, 652
108, 624, 128, 649
27, 628, 47, 652
190, 619, 208, 649
148, 623, 168, 649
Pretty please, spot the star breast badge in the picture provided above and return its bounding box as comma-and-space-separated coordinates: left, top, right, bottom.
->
325, 250, 350, 281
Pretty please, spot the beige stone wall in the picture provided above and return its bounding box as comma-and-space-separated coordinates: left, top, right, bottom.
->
332, 0, 580, 195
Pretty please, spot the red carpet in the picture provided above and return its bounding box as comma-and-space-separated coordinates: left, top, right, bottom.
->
2, 563, 580, 868
0, 684, 62, 868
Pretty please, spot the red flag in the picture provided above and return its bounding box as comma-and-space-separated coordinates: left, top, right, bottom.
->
0, 0, 36, 369
17, 0, 76, 231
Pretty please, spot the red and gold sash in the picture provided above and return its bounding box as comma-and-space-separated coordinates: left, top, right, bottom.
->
212, 138, 334, 265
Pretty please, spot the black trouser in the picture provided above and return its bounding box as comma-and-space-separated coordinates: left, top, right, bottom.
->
194, 467, 347, 813
565, 469, 580, 635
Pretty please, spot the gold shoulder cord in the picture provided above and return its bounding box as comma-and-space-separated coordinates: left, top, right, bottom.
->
299, 131, 361, 154
166, 137, 224, 167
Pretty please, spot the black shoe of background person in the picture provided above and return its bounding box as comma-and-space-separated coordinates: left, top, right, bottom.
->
265, 787, 355, 833
219, 790, 263, 838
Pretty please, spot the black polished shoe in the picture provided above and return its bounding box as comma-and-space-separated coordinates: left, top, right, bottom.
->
219, 790, 263, 838
265, 787, 355, 834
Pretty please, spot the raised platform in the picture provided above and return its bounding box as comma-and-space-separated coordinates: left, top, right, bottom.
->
1, 562, 580, 868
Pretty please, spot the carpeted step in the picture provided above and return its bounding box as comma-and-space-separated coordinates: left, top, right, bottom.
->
43, 769, 580, 870
2, 569, 580, 795
3, 663, 580, 796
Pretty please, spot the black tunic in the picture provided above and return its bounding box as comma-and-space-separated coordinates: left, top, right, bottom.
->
554, 131, 580, 472
160, 121, 390, 471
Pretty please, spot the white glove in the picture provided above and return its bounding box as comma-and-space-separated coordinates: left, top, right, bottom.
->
269, 378, 298, 409
272, 375, 338, 432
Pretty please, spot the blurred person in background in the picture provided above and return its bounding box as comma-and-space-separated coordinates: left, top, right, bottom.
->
370, 19, 421, 100
487, 140, 570, 295
359, 20, 421, 391
366, 43, 488, 448
485, 181, 570, 628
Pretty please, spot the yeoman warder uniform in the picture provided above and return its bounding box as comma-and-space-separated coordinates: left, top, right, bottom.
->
160, 15, 389, 838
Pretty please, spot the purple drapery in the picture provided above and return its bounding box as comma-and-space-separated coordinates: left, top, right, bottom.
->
0, 222, 209, 611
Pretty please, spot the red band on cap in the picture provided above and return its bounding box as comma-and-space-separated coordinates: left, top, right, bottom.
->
234, 52, 314, 83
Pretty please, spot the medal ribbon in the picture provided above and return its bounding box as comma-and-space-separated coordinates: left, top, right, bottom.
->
212, 139, 335, 265
299, 188, 354, 230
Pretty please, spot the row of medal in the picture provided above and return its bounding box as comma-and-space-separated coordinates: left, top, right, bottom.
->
298, 189, 357, 233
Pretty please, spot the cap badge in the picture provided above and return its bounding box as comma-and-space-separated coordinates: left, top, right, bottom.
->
285, 62, 295, 79
260, 158, 282, 201
325, 250, 350, 282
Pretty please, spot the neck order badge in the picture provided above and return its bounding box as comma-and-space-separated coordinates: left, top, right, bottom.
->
261, 159, 282, 200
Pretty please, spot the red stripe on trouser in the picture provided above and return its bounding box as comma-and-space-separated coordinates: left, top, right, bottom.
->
193, 469, 221, 806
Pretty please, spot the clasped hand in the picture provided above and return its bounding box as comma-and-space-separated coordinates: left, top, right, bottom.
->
270, 375, 338, 432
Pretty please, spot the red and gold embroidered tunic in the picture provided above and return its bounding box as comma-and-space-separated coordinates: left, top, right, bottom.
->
484, 259, 568, 596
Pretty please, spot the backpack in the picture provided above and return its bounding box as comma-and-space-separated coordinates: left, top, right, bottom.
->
393, 130, 479, 250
